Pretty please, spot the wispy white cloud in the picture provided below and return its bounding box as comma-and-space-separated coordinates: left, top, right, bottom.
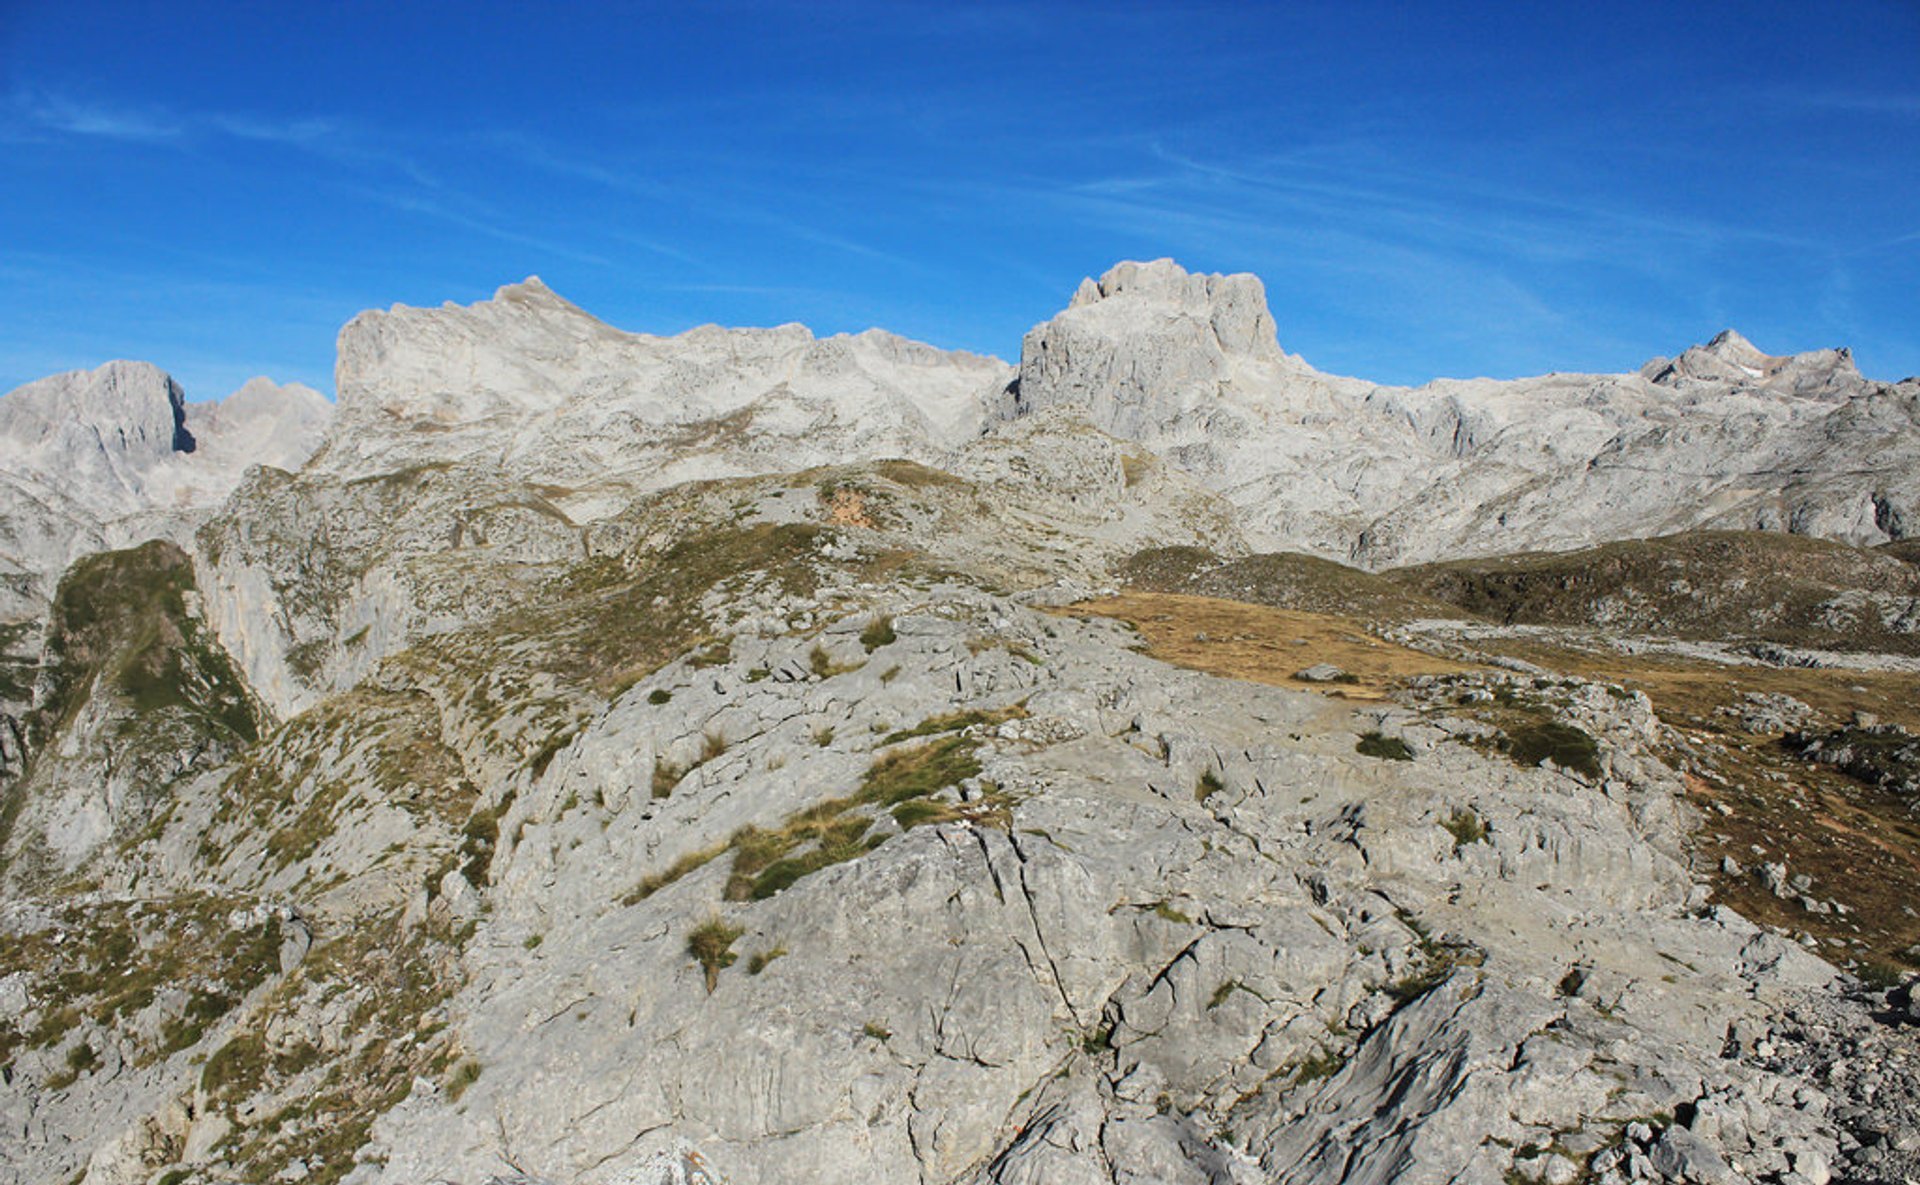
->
490, 128, 922, 270
3, 87, 349, 149
6, 91, 182, 141
207, 113, 340, 145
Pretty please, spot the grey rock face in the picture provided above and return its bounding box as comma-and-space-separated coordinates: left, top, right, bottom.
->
322, 277, 1011, 486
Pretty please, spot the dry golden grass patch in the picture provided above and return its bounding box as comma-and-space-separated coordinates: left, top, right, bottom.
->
1061, 592, 1483, 699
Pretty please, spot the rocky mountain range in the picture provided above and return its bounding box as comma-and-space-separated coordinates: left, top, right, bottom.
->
1, 261, 1916, 1185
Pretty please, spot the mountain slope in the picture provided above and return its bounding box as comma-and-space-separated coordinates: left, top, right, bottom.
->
1389, 530, 1920, 655
2, 264, 1918, 1185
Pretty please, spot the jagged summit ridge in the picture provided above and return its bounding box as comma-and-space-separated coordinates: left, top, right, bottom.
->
1065, 257, 1285, 360
321, 274, 1013, 486
1006, 259, 1331, 444
0, 361, 194, 494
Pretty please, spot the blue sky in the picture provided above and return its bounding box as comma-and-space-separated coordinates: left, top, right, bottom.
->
2, 1, 1917, 400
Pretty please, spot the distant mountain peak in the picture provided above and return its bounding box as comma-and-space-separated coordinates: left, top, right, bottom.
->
1644, 329, 1863, 400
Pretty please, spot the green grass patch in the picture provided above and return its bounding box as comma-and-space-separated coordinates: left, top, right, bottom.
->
1441, 807, 1488, 851
652, 757, 686, 799
621, 840, 730, 905
444, 1057, 483, 1102
809, 642, 863, 679
747, 946, 788, 975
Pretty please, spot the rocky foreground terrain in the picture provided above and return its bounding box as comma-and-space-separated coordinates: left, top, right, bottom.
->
1, 261, 1917, 1185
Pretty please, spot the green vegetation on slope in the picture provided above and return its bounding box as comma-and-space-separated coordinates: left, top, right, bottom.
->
1, 541, 262, 880
36, 540, 259, 742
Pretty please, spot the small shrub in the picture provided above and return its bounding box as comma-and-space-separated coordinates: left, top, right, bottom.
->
160, 989, 235, 1055
1356, 731, 1414, 761
1208, 980, 1242, 1010
647, 688, 672, 706
862, 1021, 892, 1041
46, 1041, 98, 1090
812, 725, 836, 748
522, 934, 543, 950
881, 704, 1025, 746
687, 918, 744, 992
1504, 721, 1601, 778
529, 727, 576, 778
879, 664, 901, 684
688, 638, 732, 668
1855, 960, 1907, 990
1441, 807, 1488, 851
201, 1032, 269, 1099
460, 805, 502, 888
1290, 1046, 1346, 1084
701, 729, 728, 763
1195, 769, 1224, 800
860, 615, 897, 653
1152, 901, 1192, 925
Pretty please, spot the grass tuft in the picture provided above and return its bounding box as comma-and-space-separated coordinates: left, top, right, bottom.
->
860, 615, 897, 653
687, 918, 744, 992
